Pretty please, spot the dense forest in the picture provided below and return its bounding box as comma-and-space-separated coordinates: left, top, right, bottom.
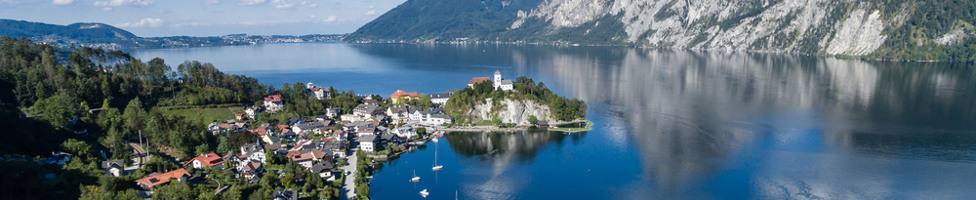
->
0, 37, 346, 199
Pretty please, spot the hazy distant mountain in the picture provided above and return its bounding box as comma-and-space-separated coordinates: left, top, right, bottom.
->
347, 0, 976, 62
0, 19, 345, 49
0, 19, 136, 43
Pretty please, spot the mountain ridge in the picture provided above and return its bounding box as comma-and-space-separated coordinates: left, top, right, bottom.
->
347, 0, 976, 62
0, 19, 345, 50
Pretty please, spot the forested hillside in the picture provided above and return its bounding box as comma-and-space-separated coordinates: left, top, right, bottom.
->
0, 37, 265, 199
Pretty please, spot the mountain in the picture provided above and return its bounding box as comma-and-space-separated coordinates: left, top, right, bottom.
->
0, 19, 346, 49
0, 19, 137, 43
347, 0, 976, 62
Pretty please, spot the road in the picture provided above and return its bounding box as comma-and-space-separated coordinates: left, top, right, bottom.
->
341, 150, 358, 199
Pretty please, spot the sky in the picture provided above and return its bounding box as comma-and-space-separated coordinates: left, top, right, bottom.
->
0, 0, 406, 37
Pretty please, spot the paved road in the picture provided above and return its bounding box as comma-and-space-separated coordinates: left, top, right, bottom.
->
341, 151, 358, 199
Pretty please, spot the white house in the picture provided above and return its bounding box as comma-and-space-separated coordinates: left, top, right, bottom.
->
358, 135, 377, 152
325, 107, 341, 118
408, 108, 424, 121
427, 114, 453, 126
429, 93, 451, 105
240, 143, 266, 164
393, 126, 416, 139
245, 106, 260, 120
263, 95, 284, 112
310, 162, 333, 178
306, 82, 331, 100
386, 105, 409, 122
186, 152, 225, 169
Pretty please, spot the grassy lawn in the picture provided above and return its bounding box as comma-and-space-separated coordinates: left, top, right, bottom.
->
161, 106, 242, 124
473, 120, 495, 126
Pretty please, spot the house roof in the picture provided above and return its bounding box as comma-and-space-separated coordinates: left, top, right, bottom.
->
184, 152, 225, 167
387, 106, 408, 114
310, 162, 333, 173
309, 149, 329, 160
135, 168, 190, 188
358, 135, 377, 142
287, 151, 313, 162
264, 94, 282, 102
391, 90, 419, 99
469, 77, 490, 85
242, 161, 262, 171
248, 128, 268, 136
101, 160, 123, 169
501, 79, 513, 85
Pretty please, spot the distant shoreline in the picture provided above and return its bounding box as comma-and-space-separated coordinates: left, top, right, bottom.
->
438, 119, 592, 134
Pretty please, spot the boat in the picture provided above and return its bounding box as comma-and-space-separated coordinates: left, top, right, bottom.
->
419, 189, 429, 197
432, 141, 443, 171
432, 137, 439, 143
410, 170, 421, 182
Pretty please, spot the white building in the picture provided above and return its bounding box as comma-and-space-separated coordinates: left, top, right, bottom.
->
358, 135, 377, 152
493, 70, 514, 91
263, 95, 284, 113
429, 93, 451, 105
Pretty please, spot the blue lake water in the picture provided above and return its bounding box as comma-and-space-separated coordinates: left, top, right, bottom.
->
133, 43, 976, 199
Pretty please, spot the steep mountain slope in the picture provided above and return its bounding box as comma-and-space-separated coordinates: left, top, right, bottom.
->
347, 0, 976, 61
345, 0, 543, 42
0, 19, 136, 43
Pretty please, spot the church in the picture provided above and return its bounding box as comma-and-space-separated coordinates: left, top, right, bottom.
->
493, 70, 514, 91
467, 69, 514, 91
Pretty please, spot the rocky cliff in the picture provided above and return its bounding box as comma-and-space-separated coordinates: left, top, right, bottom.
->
348, 0, 976, 61
466, 98, 551, 125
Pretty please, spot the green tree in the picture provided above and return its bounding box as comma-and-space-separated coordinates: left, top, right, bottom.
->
31, 92, 85, 130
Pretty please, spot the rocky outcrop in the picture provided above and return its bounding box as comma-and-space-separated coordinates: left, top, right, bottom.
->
512, 0, 904, 56
353, 0, 976, 61
466, 98, 551, 125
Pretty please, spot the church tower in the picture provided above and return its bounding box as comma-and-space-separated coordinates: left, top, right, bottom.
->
493, 69, 502, 89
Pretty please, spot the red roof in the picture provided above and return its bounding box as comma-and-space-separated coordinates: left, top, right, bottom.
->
264, 94, 282, 102
248, 128, 268, 136
469, 77, 490, 85
391, 90, 420, 99
185, 152, 225, 167
135, 168, 190, 188
287, 151, 313, 162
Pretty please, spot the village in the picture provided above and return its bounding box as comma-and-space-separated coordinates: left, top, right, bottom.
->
80, 70, 553, 199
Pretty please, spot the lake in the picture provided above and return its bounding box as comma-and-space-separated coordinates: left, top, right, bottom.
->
133, 43, 976, 199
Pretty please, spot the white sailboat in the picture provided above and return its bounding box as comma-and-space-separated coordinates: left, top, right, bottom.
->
419, 189, 429, 197
432, 141, 443, 171
410, 170, 421, 182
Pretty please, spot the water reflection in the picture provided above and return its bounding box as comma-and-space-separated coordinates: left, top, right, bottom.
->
347, 44, 976, 198
446, 130, 584, 163
523, 48, 976, 197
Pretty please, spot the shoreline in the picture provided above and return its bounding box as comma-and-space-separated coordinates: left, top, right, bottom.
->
437, 119, 592, 134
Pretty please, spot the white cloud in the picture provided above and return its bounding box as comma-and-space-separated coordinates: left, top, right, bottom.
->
116, 18, 164, 28
94, 0, 154, 7
364, 10, 376, 16
52, 0, 74, 5
205, 0, 219, 4
322, 15, 337, 23
239, 0, 264, 5
274, 2, 293, 9
269, 0, 293, 9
